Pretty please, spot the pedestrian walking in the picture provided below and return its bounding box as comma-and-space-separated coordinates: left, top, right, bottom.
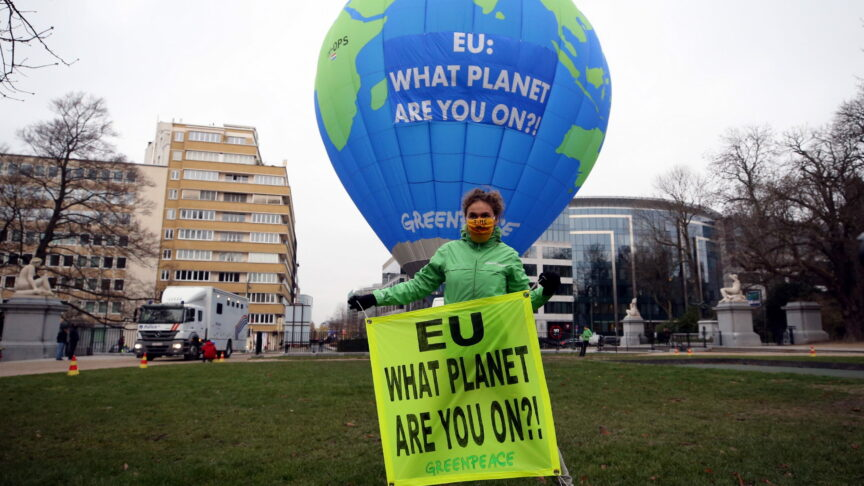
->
55, 326, 68, 360
578, 325, 593, 357
66, 325, 79, 359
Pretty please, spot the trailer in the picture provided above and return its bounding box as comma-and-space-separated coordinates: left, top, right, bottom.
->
134, 286, 248, 360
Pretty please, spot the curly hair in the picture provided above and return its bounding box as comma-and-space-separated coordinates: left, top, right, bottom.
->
462, 188, 504, 218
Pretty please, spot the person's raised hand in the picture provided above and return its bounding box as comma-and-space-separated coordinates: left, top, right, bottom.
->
348, 293, 377, 311
538, 272, 560, 297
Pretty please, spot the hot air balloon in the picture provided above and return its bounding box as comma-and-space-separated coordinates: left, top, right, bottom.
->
315, 0, 611, 273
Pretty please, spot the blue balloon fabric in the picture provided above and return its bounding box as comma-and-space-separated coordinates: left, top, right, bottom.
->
315, 0, 611, 265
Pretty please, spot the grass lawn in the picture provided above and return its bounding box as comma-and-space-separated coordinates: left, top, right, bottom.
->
2, 356, 863, 485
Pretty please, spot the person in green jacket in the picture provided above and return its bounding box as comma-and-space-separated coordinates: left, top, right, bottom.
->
348, 188, 572, 486
348, 188, 560, 312
578, 325, 593, 357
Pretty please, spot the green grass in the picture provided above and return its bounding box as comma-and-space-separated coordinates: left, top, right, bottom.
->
2, 357, 863, 485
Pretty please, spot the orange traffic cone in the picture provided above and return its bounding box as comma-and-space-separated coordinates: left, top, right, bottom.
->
674, 347, 680, 356
67, 355, 80, 376
687, 348, 693, 356
217, 352, 225, 363
809, 346, 816, 357
139, 353, 148, 369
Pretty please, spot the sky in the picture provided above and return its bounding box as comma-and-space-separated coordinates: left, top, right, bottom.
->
1, 0, 862, 323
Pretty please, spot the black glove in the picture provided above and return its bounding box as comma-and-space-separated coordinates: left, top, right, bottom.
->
538, 272, 560, 297
348, 293, 377, 311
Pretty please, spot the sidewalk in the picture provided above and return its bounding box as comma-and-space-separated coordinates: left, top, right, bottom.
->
0, 353, 254, 378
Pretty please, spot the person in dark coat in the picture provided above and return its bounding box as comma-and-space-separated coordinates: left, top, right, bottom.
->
55, 327, 68, 360
66, 325, 80, 359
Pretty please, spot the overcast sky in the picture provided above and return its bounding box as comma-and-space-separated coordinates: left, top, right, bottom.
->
1, 0, 862, 323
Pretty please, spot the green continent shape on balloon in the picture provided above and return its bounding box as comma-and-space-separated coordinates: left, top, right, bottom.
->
473, 0, 499, 15
315, 2, 394, 151
347, 0, 396, 18
556, 126, 605, 187
371, 79, 388, 111
586, 67, 605, 89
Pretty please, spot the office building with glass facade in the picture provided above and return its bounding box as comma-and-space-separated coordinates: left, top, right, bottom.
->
524, 197, 723, 338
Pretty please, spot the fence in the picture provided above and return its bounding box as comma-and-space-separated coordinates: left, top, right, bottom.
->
69, 326, 137, 356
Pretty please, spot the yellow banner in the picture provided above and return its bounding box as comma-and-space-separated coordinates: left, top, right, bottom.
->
366, 291, 560, 486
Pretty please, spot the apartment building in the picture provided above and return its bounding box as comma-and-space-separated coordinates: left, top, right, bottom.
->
144, 122, 298, 350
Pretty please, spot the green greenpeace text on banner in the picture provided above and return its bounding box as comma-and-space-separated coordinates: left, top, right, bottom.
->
366, 291, 560, 486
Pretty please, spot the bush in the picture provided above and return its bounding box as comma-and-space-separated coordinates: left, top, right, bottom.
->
336, 338, 369, 352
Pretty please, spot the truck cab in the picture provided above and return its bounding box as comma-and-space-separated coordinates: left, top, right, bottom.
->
135, 303, 204, 360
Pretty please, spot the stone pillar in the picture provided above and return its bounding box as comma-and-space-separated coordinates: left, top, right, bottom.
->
782, 301, 829, 344
0, 297, 67, 361
698, 320, 719, 345
714, 302, 761, 347
621, 316, 645, 347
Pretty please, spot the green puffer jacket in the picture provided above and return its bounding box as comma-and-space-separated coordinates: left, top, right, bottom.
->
373, 227, 550, 311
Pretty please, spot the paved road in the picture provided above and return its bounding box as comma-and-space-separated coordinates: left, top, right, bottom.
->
680, 363, 864, 379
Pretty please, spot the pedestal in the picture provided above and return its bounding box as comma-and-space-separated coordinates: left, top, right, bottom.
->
621, 316, 645, 347
782, 301, 829, 344
698, 320, 719, 345
0, 297, 67, 361
714, 302, 761, 347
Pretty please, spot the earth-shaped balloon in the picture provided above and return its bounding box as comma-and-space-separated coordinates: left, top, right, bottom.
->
315, 0, 611, 271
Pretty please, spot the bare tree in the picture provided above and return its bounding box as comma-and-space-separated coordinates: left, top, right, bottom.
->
646, 165, 715, 310
711, 87, 864, 339
0, 0, 75, 99
633, 241, 678, 321
0, 92, 158, 325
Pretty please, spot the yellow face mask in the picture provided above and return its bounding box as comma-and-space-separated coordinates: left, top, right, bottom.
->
466, 217, 496, 242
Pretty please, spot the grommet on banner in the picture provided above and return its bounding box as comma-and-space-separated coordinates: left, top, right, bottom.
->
523, 292, 530, 298
367, 319, 372, 325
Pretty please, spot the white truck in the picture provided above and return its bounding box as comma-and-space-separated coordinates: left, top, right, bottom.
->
134, 286, 249, 360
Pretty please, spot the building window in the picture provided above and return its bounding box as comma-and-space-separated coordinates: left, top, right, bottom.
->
164, 229, 174, 240
523, 264, 537, 277
226, 173, 249, 183
542, 247, 573, 260
160, 270, 170, 281
170, 170, 180, 180
251, 213, 281, 224
179, 209, 215, 221
254, 175, 286, 186
176, 249, 212, 261
48, 254, 61, 266
247, 253, 279, 263
249, 314, 276, 324
223, 153, 256, 164
117, 257, 126, 269
174, 270, 210, 281
250, 232, 279, 244
248, 272, 278, 283
223, 192, 247, 203
114, 280, 124, 291
174, 131, 184, 142
221, 212, 246, 222
162, 249, 172, 260
98, 301, 108, 314
218, 252, 243, 262
103, 256, 113, 268
248, 293, 278, 303
220, 232, 244, 242
219, 272, 240, 282
188, 131, 221, 143
184, 169, 219, 181
226, 136, 247, 145
101, 279, 111, 292
111, 301, 123, 314
90, 256, 101, 268
166, 209, 175, 220
543, 264, 572, 278
178, 229, 214, 241
4, 276, 16, 288
172, 151, 183, 161
168, 189, 178, 200
63, 255, 74, 267
87, 278, 98, 290
543, 301, 573, 314
522, 247, 537, 258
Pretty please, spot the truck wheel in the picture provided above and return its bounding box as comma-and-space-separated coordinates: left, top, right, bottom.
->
225, 341, 233, 358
